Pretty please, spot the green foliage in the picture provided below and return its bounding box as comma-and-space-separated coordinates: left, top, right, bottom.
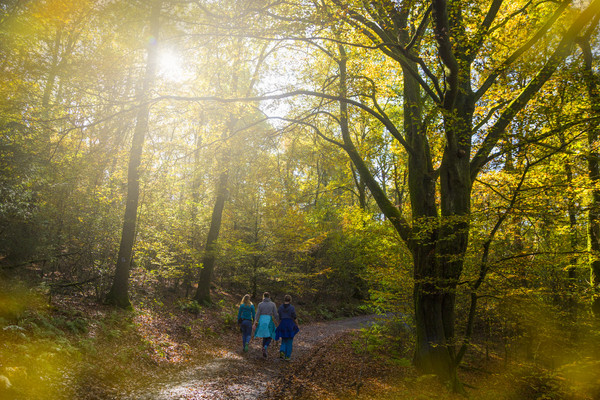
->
219, 308, 238, 330
0, 0, 599, 394
314, 305, 334, 320
508, 365, 570, 400
177, 299, 203, 314
353, 324, 387, 356
353, 319, 413, 367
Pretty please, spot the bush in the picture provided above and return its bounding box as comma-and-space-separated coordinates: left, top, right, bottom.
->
177, 299, 202, 314
508, 365, 569, 400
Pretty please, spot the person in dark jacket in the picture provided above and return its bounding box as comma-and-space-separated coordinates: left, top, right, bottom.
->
237, 294, 255, 352
275, 294, 299, 360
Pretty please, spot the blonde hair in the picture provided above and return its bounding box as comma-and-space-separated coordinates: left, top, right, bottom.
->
241, 294, 252, 306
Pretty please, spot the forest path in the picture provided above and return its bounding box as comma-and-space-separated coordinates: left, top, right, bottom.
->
129, 314, 377, 400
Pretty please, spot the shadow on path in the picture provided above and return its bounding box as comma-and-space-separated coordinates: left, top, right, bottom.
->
128, 315, 378, 400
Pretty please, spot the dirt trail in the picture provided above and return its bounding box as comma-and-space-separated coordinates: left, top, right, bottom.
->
128, 315, 376, 400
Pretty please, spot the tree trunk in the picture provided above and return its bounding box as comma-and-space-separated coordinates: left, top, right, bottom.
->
559, 131, 579, 317
42, 28, 62, 109
330, 0, 600, 388
106, 0, 161, 308
184, 130, 203, 297
580, 37, 600, 315
194, 169, 228, 304
397, 12, 466, 383
350, 163, 367, 209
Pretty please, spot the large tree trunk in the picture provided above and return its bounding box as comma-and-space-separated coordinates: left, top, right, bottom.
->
194, 169, 228, 304
106, 0, 161, 308
398, 7, 465, 384
329, 0, 600, 388
580, 37, 600, 315
410, 91, 473, 390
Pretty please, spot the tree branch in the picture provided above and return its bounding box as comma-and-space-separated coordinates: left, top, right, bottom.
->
158, 89, 415, 155
465, 0, 504, 62
474, 0, 570, 101
470, 0, 600, 182
431, 0, 459, 109
406, 4, 432, 51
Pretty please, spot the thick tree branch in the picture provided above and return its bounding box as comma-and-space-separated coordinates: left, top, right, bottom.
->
465, 0, 504, 62
406, 4, 432, 51
159, 89, 415, 155
338, 44, 412, 242
431, 0, 459, 109
474, 0, 570, 101
470, 0, 600, 182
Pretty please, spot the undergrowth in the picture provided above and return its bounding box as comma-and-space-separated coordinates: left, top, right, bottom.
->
4, 279, 599, 400
0, 281, 237, 399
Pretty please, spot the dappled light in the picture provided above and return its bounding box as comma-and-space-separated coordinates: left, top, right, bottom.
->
2, 0, 600, 398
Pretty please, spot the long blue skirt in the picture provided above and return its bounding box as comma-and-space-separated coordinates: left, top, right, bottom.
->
275, 318, 299, 340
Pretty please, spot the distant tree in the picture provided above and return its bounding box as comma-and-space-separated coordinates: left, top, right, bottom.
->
106, 0, 161, 308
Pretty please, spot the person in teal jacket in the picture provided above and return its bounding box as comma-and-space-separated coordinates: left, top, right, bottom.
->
253, 292, 278, 358
237, 294, 255, 352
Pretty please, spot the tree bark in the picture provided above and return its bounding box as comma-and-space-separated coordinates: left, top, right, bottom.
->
579, 37, 600, 315
559, 131, 579, 317
194, 169, 228, 304
330, 0, 599, 389
350, 163, 367, 209
106, 0, 161, 308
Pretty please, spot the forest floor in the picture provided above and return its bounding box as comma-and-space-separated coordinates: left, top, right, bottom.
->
126, 314, 378, 399
2, 286, 600, 399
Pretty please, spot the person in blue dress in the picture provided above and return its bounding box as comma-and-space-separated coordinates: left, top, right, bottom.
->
275, 294, 299, 361
253, 292, 278, 358
237, 294, 255, 352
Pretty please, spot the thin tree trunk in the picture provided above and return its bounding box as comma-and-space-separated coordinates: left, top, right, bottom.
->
560, 132, 579, 317
106, 0, 161, 308
185, 130, 202, 297
194, 169, 228, 303
42, 28, 62, 109
252, 193, 261, 298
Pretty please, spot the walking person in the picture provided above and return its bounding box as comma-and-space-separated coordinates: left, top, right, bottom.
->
237, 294, 255, 352
253, 292, 278, 358
275, 294, 299, 361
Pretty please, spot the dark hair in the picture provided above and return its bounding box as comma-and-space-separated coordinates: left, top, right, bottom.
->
263, 292, 270, 299
284, 295, 291, 303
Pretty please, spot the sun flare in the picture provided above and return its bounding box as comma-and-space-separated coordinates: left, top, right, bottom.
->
158, 49, 185, 82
